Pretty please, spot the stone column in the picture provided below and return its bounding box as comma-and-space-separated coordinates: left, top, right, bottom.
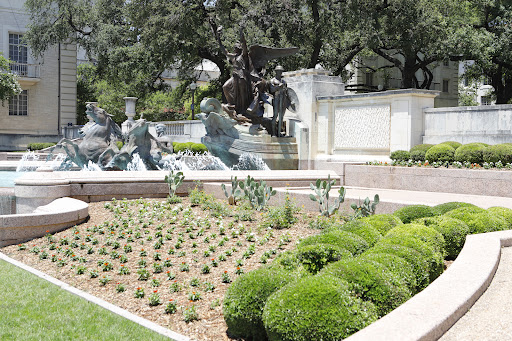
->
283, 69, 345, 169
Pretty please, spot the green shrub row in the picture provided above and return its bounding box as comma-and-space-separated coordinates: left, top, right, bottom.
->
171, 142, 208, 154
223, 202, 512, 340
27, 142, 56, 151
390, 141, 512, 164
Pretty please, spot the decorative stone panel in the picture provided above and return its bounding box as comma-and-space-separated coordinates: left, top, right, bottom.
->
334, 105, 391, 150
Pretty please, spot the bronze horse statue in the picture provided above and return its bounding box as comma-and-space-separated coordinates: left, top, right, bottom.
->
50, 103, 122, 169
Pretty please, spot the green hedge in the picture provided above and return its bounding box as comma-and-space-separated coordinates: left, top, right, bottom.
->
433, 202, 478, 215
482, 144, 512, 164
338, 220, 383, 247
390, 150, 411, 161
376, 235, 444, 286
298, 230, 369, 256
358, 253, 418, 292
27, 142, 56, 151
172, 142, 208, 154
424, 144, 455, 162
360, 214, 403, 235
320, 259, 412, 316
365, 243, 430, 292
262, 275, 378, 341
296, 244, 352, 274
223, 266, 299, 340
440, 141, 462, 150
385, 224, 446, 257
487, 206, 512, 229
466, 212, 508, 234
409, 144, 433, 161
413, 216, 470, 260
454, 143, 488, 163
393, 205, 437, 224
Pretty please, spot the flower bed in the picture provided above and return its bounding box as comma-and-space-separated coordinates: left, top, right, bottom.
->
1, 192, 319, 341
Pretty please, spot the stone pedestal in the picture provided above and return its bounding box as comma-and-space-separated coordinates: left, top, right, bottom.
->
122, 97, 138, 134
202, 125, 299, 170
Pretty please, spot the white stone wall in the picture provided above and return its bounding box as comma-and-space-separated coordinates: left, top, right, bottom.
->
0, 0, 77, 150
317, 89, 439, 155
423, 104, 512, 144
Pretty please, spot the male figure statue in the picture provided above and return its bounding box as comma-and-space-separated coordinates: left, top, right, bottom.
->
270, 65, 288, 137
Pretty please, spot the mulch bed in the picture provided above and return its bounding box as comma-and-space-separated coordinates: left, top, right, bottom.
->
2, 196, 320, 341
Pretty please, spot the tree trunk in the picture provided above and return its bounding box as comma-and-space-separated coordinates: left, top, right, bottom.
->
307, 0, 322, 68
401, 55, 417, 89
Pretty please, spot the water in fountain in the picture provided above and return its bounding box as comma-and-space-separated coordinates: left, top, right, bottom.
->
49, 153, 67, 170
81, 160, 103, 172
16, 151, 40, 172
126, 153, 147, 171
232, 152, 270, 170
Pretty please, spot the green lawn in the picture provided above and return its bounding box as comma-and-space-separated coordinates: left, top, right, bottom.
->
0, 260, 170, 340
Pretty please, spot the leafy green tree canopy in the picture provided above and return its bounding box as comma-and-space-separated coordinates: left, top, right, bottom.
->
0, 55, 22, 103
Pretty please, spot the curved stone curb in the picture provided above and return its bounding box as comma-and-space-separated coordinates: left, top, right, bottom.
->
346, 230, 512, 341
0, 197, 89, 247
0, 252, 190, 341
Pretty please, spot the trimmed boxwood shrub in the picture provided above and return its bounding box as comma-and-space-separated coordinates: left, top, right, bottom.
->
377, 235, 444, 285
296, 244, 352, 274
424, 143, 455, 162
444, 206, 486, 221
320, 259, 412, 316
482, 144, 512, 164
385, 224, 446, 257
172, 142, 208, 154
360, 214, 403, 235
393, 205, 437, 224
433, 202, 478, 215
269, 250, 307, 272
440, 141, 462, 150
298, 230, 369, 256
413, 216, 470, 260
365, 243, 430, 292
410, 144, 434, 153
358, 253, 417, 292
410, 144, 433, 161
454, 143, 488, 163
190, 143, 208, 154
466, 212, 508, 234
27, 142, 56, 151
487, 206, 512, 229
338, 220, 382, 247
390, 150, 411, 161
223, 266, 299, 340
262, 275, 378, 341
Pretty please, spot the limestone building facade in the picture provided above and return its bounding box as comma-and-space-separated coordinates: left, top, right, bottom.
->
0, 0, 77, 151
345, 55, 459, 107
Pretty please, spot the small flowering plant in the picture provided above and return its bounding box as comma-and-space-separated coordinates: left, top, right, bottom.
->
134, 287, 145, 298
221, 271, 231, 283
188, 291, 201, 301
148, 290, 161, 306
164, 299, 177, 314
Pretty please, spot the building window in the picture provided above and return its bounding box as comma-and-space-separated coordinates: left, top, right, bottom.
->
463, 77, 469, 87
443, 60, 450, 67
9, 33, 28, 76
482, 76, 491, 86
481, 96, 492, 105
9, 90, 28, 116
442, 79, 450, 93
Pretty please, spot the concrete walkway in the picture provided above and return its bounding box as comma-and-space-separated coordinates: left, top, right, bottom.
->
440, 246, 512, 341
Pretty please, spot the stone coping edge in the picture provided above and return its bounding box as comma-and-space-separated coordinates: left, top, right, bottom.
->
0, 252, 190, 341
345, 230, 512, 341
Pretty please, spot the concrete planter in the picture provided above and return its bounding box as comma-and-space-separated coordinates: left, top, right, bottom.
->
345, 165, 512, 198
